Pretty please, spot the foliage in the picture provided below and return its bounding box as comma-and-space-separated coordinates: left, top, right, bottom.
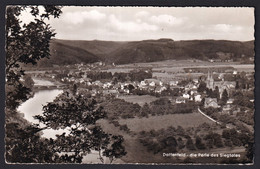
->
186, 137, 196, 150
198, 81, 207, 93
5, 122, 60, 163
102, 99, 141, 119
5, 5, 62, 163
204, 132, 223, 148
195, 136, 206, 150
221, 89, 229, 105
5, 6, 126, 163
35, 91, 126, 163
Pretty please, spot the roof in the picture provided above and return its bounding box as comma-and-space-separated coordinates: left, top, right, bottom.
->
205, 98, 218, 104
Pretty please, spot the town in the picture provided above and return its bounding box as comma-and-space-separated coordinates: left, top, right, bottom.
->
22, 59, 254, 163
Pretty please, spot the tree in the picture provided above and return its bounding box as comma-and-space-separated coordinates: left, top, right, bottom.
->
221, 89, 229, 105
139, 103, 150, 118
214, 86, 220, 100
6, 6, 62, 110
23, 74, 35, 89
195, 136, 206, 150
5, 5, 63, 163
186, 137, 196, 150
5, 6, 126, 163
198, 81, 207, 93
35, 91, 126, 163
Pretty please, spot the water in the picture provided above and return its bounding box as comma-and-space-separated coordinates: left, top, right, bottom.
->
17, 89, 67, 139
17, 84, 112, 163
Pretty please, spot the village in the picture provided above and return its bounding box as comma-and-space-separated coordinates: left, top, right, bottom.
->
28, 61, 254, 127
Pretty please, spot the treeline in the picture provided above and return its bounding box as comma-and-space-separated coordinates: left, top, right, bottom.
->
102, 99, 141, 119
87, 69, 152, 82
138, 125, 253, 160
102, 98, 196, 120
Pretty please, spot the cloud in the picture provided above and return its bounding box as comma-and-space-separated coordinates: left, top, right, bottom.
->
135, 11, 150, 18
108, 14, 158, 32
214, 24, 243, 32
49, 7, 254, 41
150, 14, 185, 26
62, 10, 106, 24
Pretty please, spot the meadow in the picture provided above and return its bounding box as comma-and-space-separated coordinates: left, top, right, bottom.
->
118, 112, 215, 132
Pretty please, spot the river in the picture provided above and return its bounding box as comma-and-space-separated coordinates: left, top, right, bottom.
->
17, 79, 115, 163
17, 89, 66, 138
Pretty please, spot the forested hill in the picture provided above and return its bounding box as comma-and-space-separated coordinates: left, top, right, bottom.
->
37, 38, 254, 67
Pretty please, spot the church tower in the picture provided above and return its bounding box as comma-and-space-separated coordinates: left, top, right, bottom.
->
206, 70, 214, 90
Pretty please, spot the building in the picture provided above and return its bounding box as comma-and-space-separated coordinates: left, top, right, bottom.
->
204, 98, 218, 108
227, 98, 234, 104
222, 104, 231, 114
144, 79, 163, 86
194, 94, 202, 102
169, 80, 178, 86
206, 71, 235, 97
183, 93, 190, 99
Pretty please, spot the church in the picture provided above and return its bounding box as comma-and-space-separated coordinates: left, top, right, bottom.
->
206, 71, 236, 97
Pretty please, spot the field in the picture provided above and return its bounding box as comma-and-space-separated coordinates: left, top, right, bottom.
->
118, 112, 215, 132
118, 95, 158, 106
103, 60, 254, 81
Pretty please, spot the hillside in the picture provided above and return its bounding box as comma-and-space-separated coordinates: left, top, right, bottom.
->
109, 39, 254, 64
38, 40, 100, 67
36, 38, 254, 67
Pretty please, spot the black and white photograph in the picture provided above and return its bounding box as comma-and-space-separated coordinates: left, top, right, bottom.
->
5, 6, 255, 164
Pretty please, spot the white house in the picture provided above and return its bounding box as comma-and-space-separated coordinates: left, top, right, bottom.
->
183, 93, 190, 99
194, 94, 202, 102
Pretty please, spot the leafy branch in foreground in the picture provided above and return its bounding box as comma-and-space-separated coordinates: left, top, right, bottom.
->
34, 91, 127, 163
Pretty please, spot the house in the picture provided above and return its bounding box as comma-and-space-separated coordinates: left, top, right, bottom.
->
193, 79, 199, 84
155, 86, 167, 93
176, 97, 186, 104
169, 80, 178, 86
204, 98, 218, 108
144, 79, 163, 86
185, 83, 197, 92
222, 104, 231, 114
183, 93, 190, 99
194, 94, 202, 102
103, 82, 112, 89
190, 88, 198, 95
227, 98, 234, 104
140, 81, 146, 86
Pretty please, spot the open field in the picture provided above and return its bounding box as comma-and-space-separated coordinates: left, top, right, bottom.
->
118, 95, 158, 106
118, 112, 215, 132
118, 59, 241, 68
104, 60, 254, 75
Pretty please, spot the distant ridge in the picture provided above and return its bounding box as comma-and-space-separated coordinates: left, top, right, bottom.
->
36, 39, 254, 67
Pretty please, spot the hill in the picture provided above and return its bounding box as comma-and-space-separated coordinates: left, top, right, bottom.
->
38, 40, 99, 67
109, 39, 254, 64
36, 39, 254, 67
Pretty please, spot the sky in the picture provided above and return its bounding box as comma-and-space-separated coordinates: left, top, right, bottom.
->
20, 6, 255, 41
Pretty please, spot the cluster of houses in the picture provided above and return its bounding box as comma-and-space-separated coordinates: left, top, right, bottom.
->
34, 63, 252, 117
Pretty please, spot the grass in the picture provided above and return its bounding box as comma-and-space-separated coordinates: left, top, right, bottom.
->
118, 95, 158, 106
118, 112, 215, 132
